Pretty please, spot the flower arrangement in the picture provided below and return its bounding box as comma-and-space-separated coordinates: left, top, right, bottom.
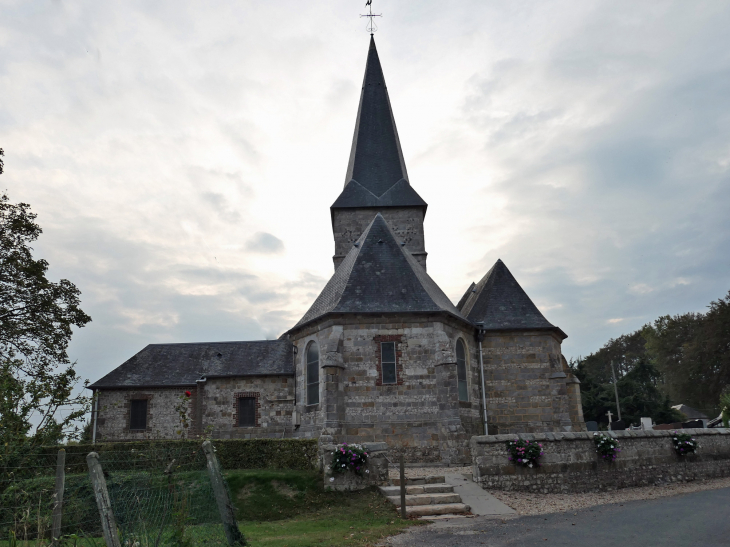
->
593, 432, 620, 462
672, 431, 698, 456
330, 442, 369, 476
505, 439, 543, 468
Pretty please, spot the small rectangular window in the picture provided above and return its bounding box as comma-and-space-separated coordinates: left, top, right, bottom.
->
381, 342, 396, 384
129, 399, 148, 430
238, 397, 256, 427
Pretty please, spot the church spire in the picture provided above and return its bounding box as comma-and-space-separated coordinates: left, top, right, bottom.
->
330, 37, 428, 272
331, 37, 427, 209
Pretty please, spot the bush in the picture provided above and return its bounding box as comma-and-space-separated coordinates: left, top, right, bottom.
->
6, 439, 320, 479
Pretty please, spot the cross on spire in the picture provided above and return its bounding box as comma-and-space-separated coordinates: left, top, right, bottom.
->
360, 0, 382, 35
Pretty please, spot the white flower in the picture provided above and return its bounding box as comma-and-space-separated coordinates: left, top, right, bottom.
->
365, 470, 370, 474
528, 463, 533, 468
330, 477, 335, 482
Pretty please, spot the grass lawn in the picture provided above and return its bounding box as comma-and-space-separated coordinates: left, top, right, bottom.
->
225, 470, 422, 546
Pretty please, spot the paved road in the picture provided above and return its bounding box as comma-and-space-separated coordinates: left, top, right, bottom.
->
386, 487, 730, 547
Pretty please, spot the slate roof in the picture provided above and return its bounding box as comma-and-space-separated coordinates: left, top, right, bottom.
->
89, 340, 294, 389
459, 259, 567, 339
331, 36, 427, 211
290, 213, 467, 331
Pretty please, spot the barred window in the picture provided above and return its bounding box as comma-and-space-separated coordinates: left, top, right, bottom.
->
306, 342, 320, 405
129, 399, 147, 430
238, 397, 256, 427
456, 339, 468, 402
381, 342, 396, 384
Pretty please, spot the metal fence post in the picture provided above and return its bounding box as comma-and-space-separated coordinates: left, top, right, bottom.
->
86, 452, 121, 547
399, 455, 407, 519
51, 448, 65, 545
202, 441, 248, 546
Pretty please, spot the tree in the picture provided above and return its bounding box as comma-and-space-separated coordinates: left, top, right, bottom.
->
572, 332, 682, 425
0, 186, 92, 450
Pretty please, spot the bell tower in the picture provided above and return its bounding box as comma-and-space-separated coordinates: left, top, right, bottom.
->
330, 37, 428, 271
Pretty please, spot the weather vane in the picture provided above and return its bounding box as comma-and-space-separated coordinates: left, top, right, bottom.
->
360, 0, 382, 35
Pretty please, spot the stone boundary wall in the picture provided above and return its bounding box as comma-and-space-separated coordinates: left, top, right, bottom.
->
471, 429, 730, 493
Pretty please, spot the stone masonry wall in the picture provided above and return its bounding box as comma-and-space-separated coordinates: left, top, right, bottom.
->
471, 429, 730, 493
95, 388, 193, 441
200, 376, 295, 439
331, 208, 427, 270
95, 375, 296, 442
481, 331, 581, 434
291, 314, 479, 464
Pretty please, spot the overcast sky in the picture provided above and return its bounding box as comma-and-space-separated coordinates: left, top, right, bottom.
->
2, 0, 729, 391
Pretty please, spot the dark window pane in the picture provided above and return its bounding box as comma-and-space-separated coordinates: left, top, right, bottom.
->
381, 342, 395, 363
307, 383, 319, 405
457, 361, 467, 382
307, 342, 319, 365
456, 339, 466, 365
130, 399, 147, 430
238, 397, 256, 427
382, 362, 397, 384
458, 379, 468, 402
307, 361, 319, 385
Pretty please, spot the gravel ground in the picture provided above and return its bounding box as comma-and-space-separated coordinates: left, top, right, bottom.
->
488, 476, 730, 515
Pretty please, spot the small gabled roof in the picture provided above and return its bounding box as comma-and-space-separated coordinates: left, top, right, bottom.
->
460, 259, 566, 339
290, 213, 466, 331
89, 340, 294, 389
331, 36, 427, 212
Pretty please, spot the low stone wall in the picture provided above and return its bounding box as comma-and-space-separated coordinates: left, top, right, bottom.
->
319, 436, 390, 491
471, 429, 730, 493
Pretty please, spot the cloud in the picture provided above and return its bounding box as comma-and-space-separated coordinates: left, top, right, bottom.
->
245, 232, 285, 254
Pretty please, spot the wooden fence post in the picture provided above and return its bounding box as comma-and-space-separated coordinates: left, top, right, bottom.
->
399, 455, 407, 519
51, 448, 65, 545
202, 441, 247, 546
86, 452, 121, 547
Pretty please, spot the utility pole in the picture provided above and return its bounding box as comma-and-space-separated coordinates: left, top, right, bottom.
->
610, 360, 622, 422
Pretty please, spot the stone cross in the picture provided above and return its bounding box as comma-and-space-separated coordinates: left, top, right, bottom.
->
606, 410, 614, 423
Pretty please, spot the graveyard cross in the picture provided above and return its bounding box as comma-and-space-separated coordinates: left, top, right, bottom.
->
606, 410, 614, 423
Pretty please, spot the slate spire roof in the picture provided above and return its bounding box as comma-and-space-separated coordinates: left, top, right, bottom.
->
291, 213, 465, 331
458, 259, 567, 339
331, 36, 427, 211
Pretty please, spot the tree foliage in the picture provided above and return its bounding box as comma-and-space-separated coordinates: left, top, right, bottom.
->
0, 188, 91, 450
573, 291, 730, 424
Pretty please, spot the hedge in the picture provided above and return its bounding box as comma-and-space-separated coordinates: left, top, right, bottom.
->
3, 438, 320, 478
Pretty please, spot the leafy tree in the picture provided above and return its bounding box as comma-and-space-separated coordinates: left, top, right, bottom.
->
572, 333, 682, 426
0, 185, 92, 452
644, 294, 730, 416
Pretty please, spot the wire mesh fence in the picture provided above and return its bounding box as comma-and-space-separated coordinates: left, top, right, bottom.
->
1, 443, 234, 546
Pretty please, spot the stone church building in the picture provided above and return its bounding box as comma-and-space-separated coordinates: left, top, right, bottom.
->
90, 38, 586, 463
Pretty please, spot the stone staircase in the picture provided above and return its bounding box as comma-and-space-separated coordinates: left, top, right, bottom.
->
378, 475, 471, 517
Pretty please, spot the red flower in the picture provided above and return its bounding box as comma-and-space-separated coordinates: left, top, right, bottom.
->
185, 390, 191, 397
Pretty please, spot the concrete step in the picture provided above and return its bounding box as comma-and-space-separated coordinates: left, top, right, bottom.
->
386, 493, 462, 507
405, 503, 471, 517
379, 484, 454, 496
391, 475, 445, 486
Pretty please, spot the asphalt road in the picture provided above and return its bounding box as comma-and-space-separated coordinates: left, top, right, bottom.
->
386, 487, 730, 547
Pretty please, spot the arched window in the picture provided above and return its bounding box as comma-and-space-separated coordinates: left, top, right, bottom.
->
456, 339, 468, 402
306, 342, 320, 405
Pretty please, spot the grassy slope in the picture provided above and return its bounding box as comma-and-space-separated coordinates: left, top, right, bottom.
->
224, 470, 421, 547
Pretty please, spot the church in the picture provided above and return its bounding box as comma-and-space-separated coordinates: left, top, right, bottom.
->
89, 37, 586, 464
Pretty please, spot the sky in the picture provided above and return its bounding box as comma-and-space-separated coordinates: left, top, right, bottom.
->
1, 0, 729, 394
